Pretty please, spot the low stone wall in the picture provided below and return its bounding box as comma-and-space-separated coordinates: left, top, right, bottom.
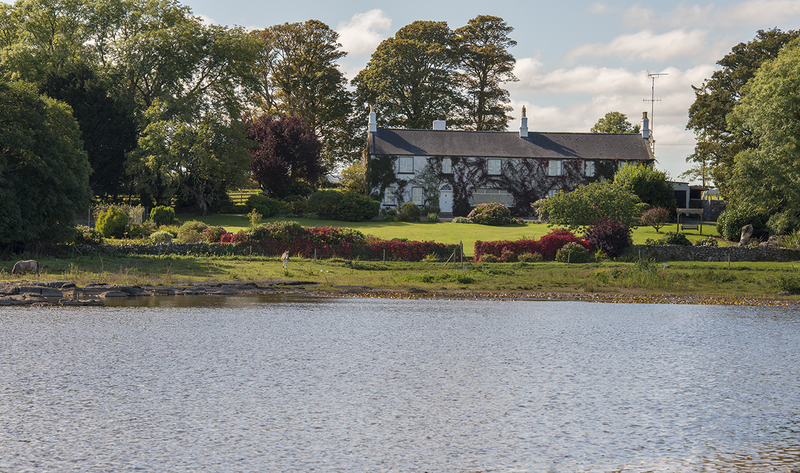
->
633, 244, 800, 262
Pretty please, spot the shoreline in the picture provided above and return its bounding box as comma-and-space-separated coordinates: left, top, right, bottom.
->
2, 280, 797, 307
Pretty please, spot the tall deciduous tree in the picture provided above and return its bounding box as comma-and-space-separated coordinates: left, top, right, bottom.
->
0, 80, 91, 247
686, 28, 799, 190
246, 114, 323, 199
726, 37, 800, 235
39, 61, 137, 198
454, 15, 517, 131
127, 102, 251, 213
591, 111, 640, 134
352, 20, 460, 130
249, 20, 352, 168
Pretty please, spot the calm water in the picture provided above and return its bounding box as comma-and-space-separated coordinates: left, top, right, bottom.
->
1, 296, 799, 472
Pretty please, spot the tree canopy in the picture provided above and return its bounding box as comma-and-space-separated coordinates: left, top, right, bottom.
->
685, 28, 799, 189
532, 181, 639, 230
726, 37, 800, 235
353, 20, 460, 130
454, 15, 517, 131
0, 80, 91, 246
591, 111, 640, 134
246, 114, 323, 199
613, 164, 676, 212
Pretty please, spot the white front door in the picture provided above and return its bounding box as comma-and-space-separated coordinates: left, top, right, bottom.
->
439, 186, 452, 214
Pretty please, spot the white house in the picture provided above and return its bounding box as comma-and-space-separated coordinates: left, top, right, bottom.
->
366, 109, 656, 216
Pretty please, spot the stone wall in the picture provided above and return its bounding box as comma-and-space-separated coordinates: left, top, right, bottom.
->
633, 244, 800, 262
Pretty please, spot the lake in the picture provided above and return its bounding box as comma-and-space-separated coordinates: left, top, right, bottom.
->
1, 296, 799, 472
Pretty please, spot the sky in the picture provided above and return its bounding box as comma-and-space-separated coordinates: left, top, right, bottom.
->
183, 0, 800, 184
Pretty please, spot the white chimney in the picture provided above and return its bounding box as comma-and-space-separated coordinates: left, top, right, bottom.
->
368, 105, 377, 133
519, 106, 528, 138
433, 118, 446, 130
642, 111, 650, 140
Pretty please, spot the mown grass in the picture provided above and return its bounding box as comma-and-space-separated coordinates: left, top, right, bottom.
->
2, 253, 797, 302
193, 213, 727, 257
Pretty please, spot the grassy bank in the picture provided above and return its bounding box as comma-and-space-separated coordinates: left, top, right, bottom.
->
193, 215, 727, 256
2, 253, 798, 304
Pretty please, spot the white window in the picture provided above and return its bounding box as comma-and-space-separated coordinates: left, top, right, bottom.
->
384, 188, 395, 205
585, 161, 595, 177
412, 187, 423, 205
442, 158, 452, 174
488, 159, 501, 175
548, 160, 562, 176
398, 157, 414, 173
548, 189, 558, 197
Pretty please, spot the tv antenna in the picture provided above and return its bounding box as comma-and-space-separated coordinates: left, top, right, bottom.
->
644, 71, 668, 153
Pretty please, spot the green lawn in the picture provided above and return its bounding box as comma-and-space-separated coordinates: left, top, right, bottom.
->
190, 213, 727, 257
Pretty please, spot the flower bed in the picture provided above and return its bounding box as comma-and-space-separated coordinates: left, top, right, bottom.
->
475, 229, 592, 262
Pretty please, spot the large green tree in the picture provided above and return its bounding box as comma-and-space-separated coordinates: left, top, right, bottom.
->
532, 181, 639, 230
613, 164, 675, 211
126, 102, 251, 213
685, 28, 799, 190
591, 111, 640, 134
726, 37, 800, 235
0, 80, 91, 247
454, 15, 517, 131
249, 20, 352, 169
352, 20, 460, 130
39, 61, 137, 198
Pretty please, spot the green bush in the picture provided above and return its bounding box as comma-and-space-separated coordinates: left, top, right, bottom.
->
781, 229, 800, 249
398, 201, 421, 222
74, 225, 103, 245
246, 194, 285, 218
555, 241, 591, 263
468, 202, 514, 225
767, 210, 800, 236
478, 254, 498, 263
306, 190, 344, 219
338, 192, 380, 222
646, 232, 692, 246
452, 216, 472, 224
178, 220, 208, 243
518, 252, 543, 263
150, 230, 174, 244
150, 206, 175, 226
775, 273, 800, 294
125, 221, 155, 239
383, 208, 397, 221
427, 212, 440, 223
96, 205, 129, 238
717, 203, 769, 241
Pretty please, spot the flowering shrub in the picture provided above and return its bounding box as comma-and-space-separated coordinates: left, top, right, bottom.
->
555, 241, 591, 263
696, 236, 718, 247
474, 229, 590, 262
202, 226, 228, 243
468, 203, 514, 225
641, 207, 670, 232
584, 218, 631, 258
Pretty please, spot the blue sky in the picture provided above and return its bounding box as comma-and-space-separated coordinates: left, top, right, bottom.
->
185, 0, 800, 183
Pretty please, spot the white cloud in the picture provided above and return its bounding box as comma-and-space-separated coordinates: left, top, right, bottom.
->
336, 9, 392, 56
589, 2, 611, 14
563, 29, 711, 63
624, 1, 800, 30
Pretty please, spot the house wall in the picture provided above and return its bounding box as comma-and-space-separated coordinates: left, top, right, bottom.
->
374, 155, 639, 215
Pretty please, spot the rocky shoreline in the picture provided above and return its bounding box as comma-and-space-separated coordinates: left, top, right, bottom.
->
0, 280, 324, 307
1, 280, 797, 307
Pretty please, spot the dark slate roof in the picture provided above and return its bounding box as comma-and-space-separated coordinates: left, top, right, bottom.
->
369, 128, 654, 161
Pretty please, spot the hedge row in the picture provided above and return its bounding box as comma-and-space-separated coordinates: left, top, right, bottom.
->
475, 229, 592, 261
